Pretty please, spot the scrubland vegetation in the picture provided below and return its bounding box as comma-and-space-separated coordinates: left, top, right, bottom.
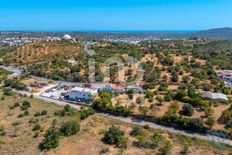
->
0, 39, 232, 154
0, 90, 232, 154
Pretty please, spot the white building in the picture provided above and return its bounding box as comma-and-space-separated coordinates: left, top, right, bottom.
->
91, 83, 125, 93
63, 34, 72, 40
202, 91, 229, 102
69, 87, 98, 101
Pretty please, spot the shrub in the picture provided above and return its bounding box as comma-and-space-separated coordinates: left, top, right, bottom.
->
130, 126, 144, 137
33, 123, 41, 131
28, 118, 39, 124
21, 100, 31, 110
54, 110, 66, 117
171, 74, 179, 83
18, 114, 24, 118
0, 125, 5, 136
138, 106, 149, 116
34, 132, 40, 138
54, 105, 77, 117
143, 125, 150, 130
80, 107, 94, 120
39, 128, 61, 150
166, 101, 180, 115
103, 126, 127, 148
182, 104, 194, 116
9, 105, 15, 110
24, 110, 29, 116
206, 116, 216, 128
12, 121, 21, 126
128, 94, 133, 100
14, 102, 20, 107
34, 112, 41, 117
22, 100, 31, 107
159, 115, 206, 132
156, 96, 164, 106
136, 97, 143, 104
220, 110, 232, 123
145, 91, 155, 99
159, 140, 172, 155
60, 120, 80, 136
3, 88, 14, 96
175, 90, 187, 101
64, 104, 71, 112
41, 110, 48, 116
164, 91, 174, 102
153, 132, 163, 144
133, 140, 157, 149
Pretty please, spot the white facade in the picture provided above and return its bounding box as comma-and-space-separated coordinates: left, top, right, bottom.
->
63, 34, 72, 40
69, 87, 98, 101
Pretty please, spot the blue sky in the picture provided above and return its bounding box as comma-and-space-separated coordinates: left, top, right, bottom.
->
0, 0, 231, 31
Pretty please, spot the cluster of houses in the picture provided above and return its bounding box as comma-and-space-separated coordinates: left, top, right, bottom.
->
215, 70, 232, 87
41, 69, 232, 104
0, 34, 73, 47
59, 80, 230, 103
67, 83, 143, 102
66, 84, 230, 103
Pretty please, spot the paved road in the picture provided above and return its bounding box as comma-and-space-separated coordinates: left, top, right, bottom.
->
15, 90, 81, 110
100, 114, 232, 146
0, 65, 85, 86
0, 65, 22, 76
2, 65, 232, 146
14, 90, 232, 146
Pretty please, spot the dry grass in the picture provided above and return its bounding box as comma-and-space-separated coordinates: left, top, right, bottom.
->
0, 91, 77, 155
47, 115, 232, 155
0, 91, 231, 155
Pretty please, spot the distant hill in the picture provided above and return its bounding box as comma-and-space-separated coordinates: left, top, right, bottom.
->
2, 40, 82, 65
193, 27, 232, 40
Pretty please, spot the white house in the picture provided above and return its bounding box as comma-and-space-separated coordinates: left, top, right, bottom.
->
69, 87, 98, 102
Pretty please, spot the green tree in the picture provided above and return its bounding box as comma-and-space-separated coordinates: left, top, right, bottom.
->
182, 104, 194, 116
103, 126, 127, 148
206, 116, 215, 129
156, 96, 164, 106
39, 128, 60, 150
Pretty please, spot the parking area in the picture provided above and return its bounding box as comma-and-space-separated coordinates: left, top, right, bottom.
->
41, 84, 75, 100
40, 83, 95, 105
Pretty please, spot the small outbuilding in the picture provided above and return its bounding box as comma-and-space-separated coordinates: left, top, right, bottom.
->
202, 91, 229, 102
126, 85, 144, 93
91, 83, 125, 93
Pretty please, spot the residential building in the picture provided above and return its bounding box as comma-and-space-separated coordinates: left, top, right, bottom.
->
215, 70, 232, 81
69, 87, 98, 102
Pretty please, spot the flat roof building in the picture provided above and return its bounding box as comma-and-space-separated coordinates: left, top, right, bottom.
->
202, 91, 229, 103
69, 87, 98, 102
